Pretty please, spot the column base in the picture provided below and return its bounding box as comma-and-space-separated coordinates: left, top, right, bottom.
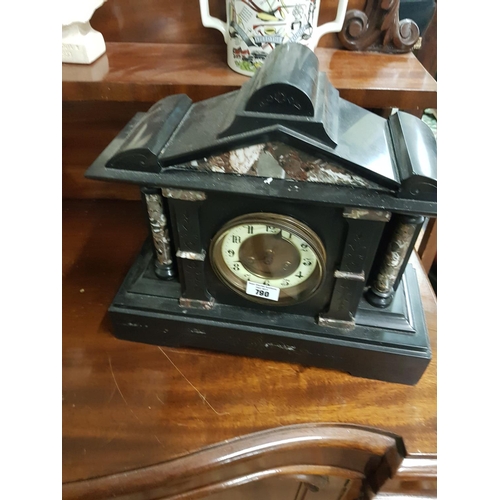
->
365, 287, 395, 308
154, 261, 176, 280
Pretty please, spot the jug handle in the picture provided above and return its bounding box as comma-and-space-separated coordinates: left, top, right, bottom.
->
308, 0, 349, 49
199, 0, 229, 43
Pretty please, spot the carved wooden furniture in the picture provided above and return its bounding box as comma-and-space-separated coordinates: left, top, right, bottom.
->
63, 423, 406, 500
339, 0, 420, 53
62, 199, 437, 499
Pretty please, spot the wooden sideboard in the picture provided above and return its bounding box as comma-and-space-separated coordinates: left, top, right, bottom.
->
62, 3, 437, 496
62, 200, 437, 499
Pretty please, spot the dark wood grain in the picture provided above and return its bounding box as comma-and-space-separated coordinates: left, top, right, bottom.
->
62, 101, 149, 200
62, 423, 405, 500
417, 218, 437, 275
415, 6, 437, 79
62, 199, 437, 486
62, 42, 437, 109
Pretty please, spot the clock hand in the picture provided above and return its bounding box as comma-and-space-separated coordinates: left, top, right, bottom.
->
268, 229, 282, 248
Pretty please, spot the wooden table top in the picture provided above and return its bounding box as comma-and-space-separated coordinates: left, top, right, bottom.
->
62, 42, 437, 110
62, 199, 437, 484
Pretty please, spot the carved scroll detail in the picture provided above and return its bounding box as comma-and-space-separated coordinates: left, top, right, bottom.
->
338, 0, 419, 53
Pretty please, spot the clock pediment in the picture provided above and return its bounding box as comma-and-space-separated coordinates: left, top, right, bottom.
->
178, 141, 387, 191
87, 43, 436, 206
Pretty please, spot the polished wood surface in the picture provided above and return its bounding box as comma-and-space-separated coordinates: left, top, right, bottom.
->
62, 199, 437, 488
62, 42, 437, 109
417, 218, 437, 275
62, 101, 148, 200
415, 6, 437, 79
63, 423, 406, 499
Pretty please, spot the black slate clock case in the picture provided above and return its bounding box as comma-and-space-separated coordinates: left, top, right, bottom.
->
86, 43, 437, 385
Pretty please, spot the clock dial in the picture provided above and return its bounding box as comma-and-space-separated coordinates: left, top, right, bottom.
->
210, 213, 326, 305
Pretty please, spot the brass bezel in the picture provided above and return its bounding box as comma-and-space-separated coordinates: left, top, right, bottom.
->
209, 213, 327, 306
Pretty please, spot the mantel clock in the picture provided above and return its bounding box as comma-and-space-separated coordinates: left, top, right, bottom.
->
86, 43, 437, 385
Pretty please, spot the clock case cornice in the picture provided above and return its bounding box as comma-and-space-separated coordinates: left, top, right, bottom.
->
86, 43, 436, 216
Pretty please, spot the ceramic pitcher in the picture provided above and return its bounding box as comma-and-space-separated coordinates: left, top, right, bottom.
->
199, 0, 348, 76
